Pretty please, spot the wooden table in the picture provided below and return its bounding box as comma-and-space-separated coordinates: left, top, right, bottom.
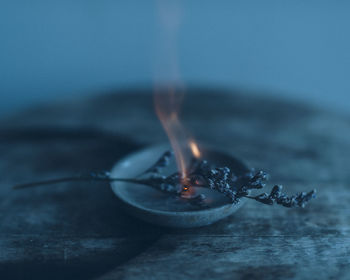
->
1, 88, 349, 279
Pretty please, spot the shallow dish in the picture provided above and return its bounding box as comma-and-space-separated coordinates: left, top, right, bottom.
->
110, 144, 249, 228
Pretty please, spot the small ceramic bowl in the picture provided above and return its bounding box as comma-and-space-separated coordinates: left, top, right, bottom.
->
110, 144, 249, 228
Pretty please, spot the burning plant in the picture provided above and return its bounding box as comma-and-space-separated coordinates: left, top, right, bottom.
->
13, 149, 316, 209
13, 1, 315, 213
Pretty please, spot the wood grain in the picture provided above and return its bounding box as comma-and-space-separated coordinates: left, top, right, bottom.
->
0, 88, 349, 279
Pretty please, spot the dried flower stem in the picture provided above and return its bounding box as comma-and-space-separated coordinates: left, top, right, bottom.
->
13, 150, 316, 209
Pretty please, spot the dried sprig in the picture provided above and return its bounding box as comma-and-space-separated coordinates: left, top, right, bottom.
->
140, 150, 173, 176
183, 161, 316, 208
247, 185, 316, 208
13, 150, 316, 208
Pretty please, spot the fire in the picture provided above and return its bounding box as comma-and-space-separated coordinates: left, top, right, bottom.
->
154, 0, 200, 199
189, 140, 201, 158
154, 86, 200, 200
154, 86, 192, 179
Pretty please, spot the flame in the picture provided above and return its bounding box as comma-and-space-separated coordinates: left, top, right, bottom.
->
154, 86, 201, 201
189, 140, 201, 158
154, 86, 189, 178
154, 1, 200, 192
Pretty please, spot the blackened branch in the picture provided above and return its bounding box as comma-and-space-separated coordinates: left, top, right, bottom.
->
246, 185, 317, 208
13, 150, 316, 208
140, 151, 173, 175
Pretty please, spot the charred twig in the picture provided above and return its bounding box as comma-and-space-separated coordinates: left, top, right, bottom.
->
246, 185, 316, 207
13, 150, 316, 208
139, 151, 173, 176
13, 171, 182, 195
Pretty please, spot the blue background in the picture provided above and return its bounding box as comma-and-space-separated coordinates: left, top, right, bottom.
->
1, 0, 349, 116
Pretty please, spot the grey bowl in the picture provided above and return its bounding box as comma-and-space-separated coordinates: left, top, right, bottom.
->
110, 144, 249, 228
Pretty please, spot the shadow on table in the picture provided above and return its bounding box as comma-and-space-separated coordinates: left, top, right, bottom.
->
0, 126, 168, 280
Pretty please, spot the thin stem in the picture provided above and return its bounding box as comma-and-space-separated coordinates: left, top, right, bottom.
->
12, 176, 142, 190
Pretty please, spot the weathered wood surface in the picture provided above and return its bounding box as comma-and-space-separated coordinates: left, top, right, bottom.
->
0, 88, 349, 279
